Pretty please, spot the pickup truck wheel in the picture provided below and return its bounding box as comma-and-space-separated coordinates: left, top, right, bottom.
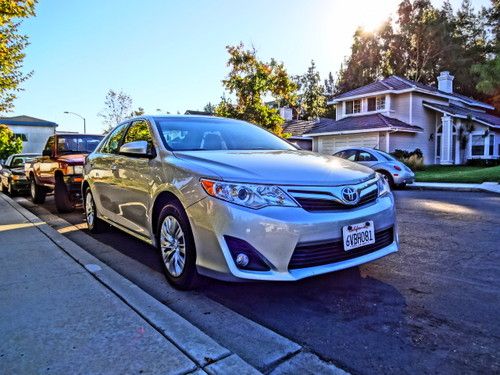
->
54, 177, 74, 213
157, 202, 200, 290
30, 179, 46, 204
84, 188, 107, 233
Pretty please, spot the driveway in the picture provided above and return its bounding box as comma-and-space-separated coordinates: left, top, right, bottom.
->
14, 190, 500, 374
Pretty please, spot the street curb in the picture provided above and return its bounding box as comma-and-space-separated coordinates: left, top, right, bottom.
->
407, 185, 481, 192
408, 182, 500, 194
0, 193, 259, 374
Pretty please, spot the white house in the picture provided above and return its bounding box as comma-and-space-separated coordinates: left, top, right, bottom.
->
293, 72, 499, 164
0, 115, 58, 153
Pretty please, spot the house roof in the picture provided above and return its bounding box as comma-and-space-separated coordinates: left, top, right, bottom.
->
0, 115, 58, 127
282, 119, 318, 137
422, 101, 500, 129
304, 113, 423, 136
331, 75, 493, 110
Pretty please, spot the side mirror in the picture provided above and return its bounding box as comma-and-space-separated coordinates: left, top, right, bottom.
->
42, 149, 51, 157
119, 141, 155, 158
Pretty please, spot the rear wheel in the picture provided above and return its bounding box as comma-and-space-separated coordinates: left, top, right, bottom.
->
157, 201, 199, 290
84, 187, 107, 233
54, 176, 74, 213
30, 178, 46, 204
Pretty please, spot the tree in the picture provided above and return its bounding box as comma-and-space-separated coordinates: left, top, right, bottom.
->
203, 102, 216, 114
98, 90, 132, 131
472, 56, 500, 109
0, 0, 37, 113
215, 43, 298, 135
0, 124, 23, 161
130, 107, 145, 117
295, 60, 327, 120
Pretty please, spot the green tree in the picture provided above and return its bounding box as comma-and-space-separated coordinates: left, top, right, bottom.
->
130, 107, 145, 117
203, 102, 216, 114
0, 0, 37, 113
215, 43, 298, 135
472, 56, 500, 109
295, 60, 327, 120
0, 124, 23, 160
98, 89, 133, 132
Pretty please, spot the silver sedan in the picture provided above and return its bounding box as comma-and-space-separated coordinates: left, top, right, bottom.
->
333, 147, 415, 188
83, 116, 398, 289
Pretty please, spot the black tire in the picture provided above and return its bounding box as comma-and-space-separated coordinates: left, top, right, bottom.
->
156, 201, 199, 290
54, 176, 74, 213
1, 182, 7, 194
378, 170, 395, 189
396, 182, 407, 190
30, 178, 46, 204
84, 187, 108, 233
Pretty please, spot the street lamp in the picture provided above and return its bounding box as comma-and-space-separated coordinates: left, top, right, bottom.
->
64, 111, 86, 134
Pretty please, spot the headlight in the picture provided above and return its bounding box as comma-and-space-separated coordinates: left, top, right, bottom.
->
376, 173, 391, 197
66, 165, 84, 175
200, 179, 298, 209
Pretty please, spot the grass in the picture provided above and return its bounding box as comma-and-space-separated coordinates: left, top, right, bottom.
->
415, 165, 500, 183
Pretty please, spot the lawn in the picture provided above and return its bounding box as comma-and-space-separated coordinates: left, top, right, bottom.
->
415, 165, 500, 183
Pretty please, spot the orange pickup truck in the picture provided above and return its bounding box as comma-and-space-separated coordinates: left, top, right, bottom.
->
25, 133, 103, 212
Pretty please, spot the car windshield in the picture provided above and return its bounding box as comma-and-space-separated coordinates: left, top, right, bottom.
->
57, 135, 104, 154
10, 156, 33, 167
154, 117, 296, 151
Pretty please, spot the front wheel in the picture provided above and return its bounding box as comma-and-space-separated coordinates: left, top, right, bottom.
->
54, 177, 74, 213
7, 182, 15, 196
84, 187, 108, 233
157, 202, 199, 290
1, 182, 7, 194
30, 178, 46, 204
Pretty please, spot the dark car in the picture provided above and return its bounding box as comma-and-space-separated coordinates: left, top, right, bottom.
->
0, 153, 40, 195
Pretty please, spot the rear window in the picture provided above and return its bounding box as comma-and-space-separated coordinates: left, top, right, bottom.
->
57, 135, 104, 154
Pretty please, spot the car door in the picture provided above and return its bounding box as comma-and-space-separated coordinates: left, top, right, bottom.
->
89, 122, 129, 221
111, 119, 158, 237
356, 150, 378, 167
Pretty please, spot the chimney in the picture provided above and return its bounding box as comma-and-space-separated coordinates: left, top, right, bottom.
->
437, 71, 454, 93
279, 107, 293, 121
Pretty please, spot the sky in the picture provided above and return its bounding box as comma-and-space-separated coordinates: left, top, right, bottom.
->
11, 0, 491, 134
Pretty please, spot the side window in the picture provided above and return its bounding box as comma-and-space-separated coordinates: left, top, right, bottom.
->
343, 149, 357, 161
44, 136, 55, 155
123, 120, 154, 151
101, 123, 128, 154
357, 151, 377, 162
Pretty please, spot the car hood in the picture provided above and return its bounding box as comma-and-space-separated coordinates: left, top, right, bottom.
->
174, 150, 375, 186
57, 154, 87, 165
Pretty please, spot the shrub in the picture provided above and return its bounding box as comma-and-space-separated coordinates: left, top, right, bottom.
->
390, 148, 425, 171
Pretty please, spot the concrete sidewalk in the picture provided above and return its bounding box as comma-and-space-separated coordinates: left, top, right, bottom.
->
408, 181, 500, 194
0, 193, 259, 375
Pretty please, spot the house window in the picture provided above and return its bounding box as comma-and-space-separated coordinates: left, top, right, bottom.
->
14, 133, 28, 141
345, 100, 361, 115
367, 96, 385, 112
471, 135, 484, 156
489, 134, 494, 156
376, 96, 385, 110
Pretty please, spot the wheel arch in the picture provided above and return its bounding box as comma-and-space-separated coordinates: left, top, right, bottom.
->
151, 190, 184, 236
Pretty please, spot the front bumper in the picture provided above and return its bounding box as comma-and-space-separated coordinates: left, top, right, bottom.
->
186, 193, 398, 281
10, 178, 30, 191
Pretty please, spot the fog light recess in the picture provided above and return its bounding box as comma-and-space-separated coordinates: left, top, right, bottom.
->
224, 235, 272, 271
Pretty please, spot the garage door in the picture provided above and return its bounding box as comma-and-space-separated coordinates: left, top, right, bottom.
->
318, 133, 380, 155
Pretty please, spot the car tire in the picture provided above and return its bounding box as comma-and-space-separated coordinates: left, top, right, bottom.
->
378, 170, 395, 189
156, 201, 199, 290
396, 182, 407, 190
84, 187, 107, 233
1, 182, 7, 194
54, 176, 74, 213
30, 178, 46, 204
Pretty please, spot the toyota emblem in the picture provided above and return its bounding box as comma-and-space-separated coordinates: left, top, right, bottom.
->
341, 187, 359, 204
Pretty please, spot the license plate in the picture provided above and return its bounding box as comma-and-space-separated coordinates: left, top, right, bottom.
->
342, 221, 375, 251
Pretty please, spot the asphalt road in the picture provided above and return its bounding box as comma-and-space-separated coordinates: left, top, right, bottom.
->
15, 190, 500, 374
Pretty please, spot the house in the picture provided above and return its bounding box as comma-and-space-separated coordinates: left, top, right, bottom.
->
300, 72, 499, 165
0, 115, 58, 153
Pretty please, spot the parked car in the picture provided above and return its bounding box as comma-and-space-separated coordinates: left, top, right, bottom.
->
0, 153, 40, 195
333, 147, 415, 188
83, 116, 398, 289
26, 133, 104, 212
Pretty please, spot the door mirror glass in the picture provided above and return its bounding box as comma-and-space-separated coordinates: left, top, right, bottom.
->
119, 141, 153, 158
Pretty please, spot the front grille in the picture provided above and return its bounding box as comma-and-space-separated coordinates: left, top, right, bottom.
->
288, 226, 394, 270
293, 189, 378, 212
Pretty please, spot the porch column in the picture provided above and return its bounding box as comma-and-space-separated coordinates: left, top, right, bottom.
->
440, 115, 453, 165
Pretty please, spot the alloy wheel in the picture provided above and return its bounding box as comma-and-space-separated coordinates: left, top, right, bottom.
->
160, 215, 186, 277
85, 192, 95, 227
